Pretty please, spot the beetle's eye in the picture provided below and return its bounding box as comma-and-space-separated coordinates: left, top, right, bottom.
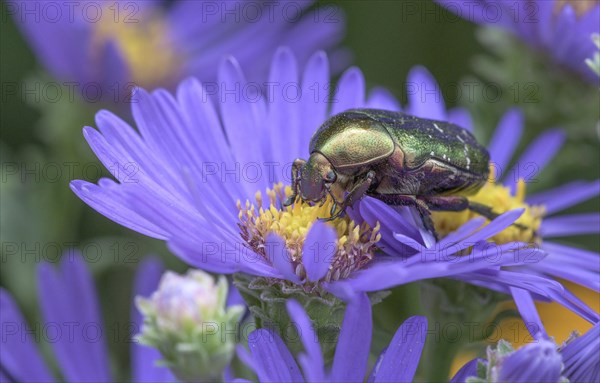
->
325, 170, 337, 183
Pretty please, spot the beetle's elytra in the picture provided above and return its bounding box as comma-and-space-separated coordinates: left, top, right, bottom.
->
285, 108, 496, 240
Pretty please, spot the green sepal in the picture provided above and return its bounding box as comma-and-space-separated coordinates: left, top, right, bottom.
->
233, 273, 389, 364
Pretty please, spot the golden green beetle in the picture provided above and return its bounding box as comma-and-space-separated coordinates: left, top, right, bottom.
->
284, 108, 500, 239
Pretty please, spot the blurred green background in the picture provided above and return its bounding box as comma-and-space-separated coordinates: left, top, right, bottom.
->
1, 0, 598, 380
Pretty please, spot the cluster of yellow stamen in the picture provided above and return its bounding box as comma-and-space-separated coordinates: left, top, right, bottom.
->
92, 8, 180, 88
237, 183, 381, 283
432, 172, 545, 244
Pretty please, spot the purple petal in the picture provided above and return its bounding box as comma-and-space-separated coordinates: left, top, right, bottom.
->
527, 180, 600, 215
299, 51, 330, 154
370, 316, 427, 382
358, 197, 423, 254
167, 236, 279, 277
227, 283, 246, 308
302, 221, 337, 282
535, 242, 600, 292
70, 180, 170, 239
175, 78, 231, 164
510, 287, 547, 340
367, 87, 402, 111
507, 129, 565, 191
0, 289, 54, 382
447, 107, 473, 132
217, 57, 267, 194
330, 293, 371, 382
436, 217, 486, 249
248, 329, 305, 382
456, 270, 599, 323
561, 323, 600, 382
450, 358, 483, 383
405, 66, 446, 121
341, 240, 542, 293
540, 213, 600, 237
265, 47, 301, 166
99, 39, 130, 101
266, 233, 300, 283
330, 67, 365, 115
286, 300, 325, 382
37, 253, 111, 383
438, 209, 525, 255
488, 108, 523, 177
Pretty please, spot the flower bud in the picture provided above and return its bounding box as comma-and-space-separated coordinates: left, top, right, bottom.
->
136, 270, 244, 383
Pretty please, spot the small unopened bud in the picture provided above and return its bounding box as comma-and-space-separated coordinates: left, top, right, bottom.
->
136, 270, 244, 382
469, 339, 568, 383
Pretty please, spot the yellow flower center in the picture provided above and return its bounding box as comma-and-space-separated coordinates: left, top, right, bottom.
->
92, 9, 180, 88
237, 183, 380, 282
432, 176, 545, 244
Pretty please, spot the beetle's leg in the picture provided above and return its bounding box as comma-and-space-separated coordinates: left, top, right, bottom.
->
326, 187, 339, 216
416, 206, 438, 242
419, 197, 533, 234
321, 171, 376, 221
319, 197, 327, 207
467, 201, 531, 233
418, 195, 469, 212
283, 159, 306, 207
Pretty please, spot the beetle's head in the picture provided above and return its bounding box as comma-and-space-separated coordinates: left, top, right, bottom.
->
300, 152, 336, 203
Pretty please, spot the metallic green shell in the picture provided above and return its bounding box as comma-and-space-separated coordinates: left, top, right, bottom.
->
346, 109, 490, 175
309, 110, 395, 169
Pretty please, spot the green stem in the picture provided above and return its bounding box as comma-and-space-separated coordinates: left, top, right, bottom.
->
420, 332, 463, 382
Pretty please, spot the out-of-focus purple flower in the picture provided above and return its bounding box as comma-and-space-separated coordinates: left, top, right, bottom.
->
9, 0, 347, 103
0, 252, 176, 383
435, 0, 600, 83
236, 294, 428, 382
457, 324, 599, 383
560, 322, 600, 382
70, 48, 560, 306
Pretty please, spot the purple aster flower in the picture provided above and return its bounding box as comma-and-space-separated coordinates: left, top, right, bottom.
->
9, 0, 346, 103
560, 322, 600, 382
435, 0, 600, 83
0, 252, 176, 383
236, 293, 428, 382
341, 66, 600, 330
70, 48, 556, 305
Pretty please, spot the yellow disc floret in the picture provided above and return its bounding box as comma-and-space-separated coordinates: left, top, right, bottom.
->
92, 8, 180, 88
432, 177, 545, 244
237, 183, 380, 282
